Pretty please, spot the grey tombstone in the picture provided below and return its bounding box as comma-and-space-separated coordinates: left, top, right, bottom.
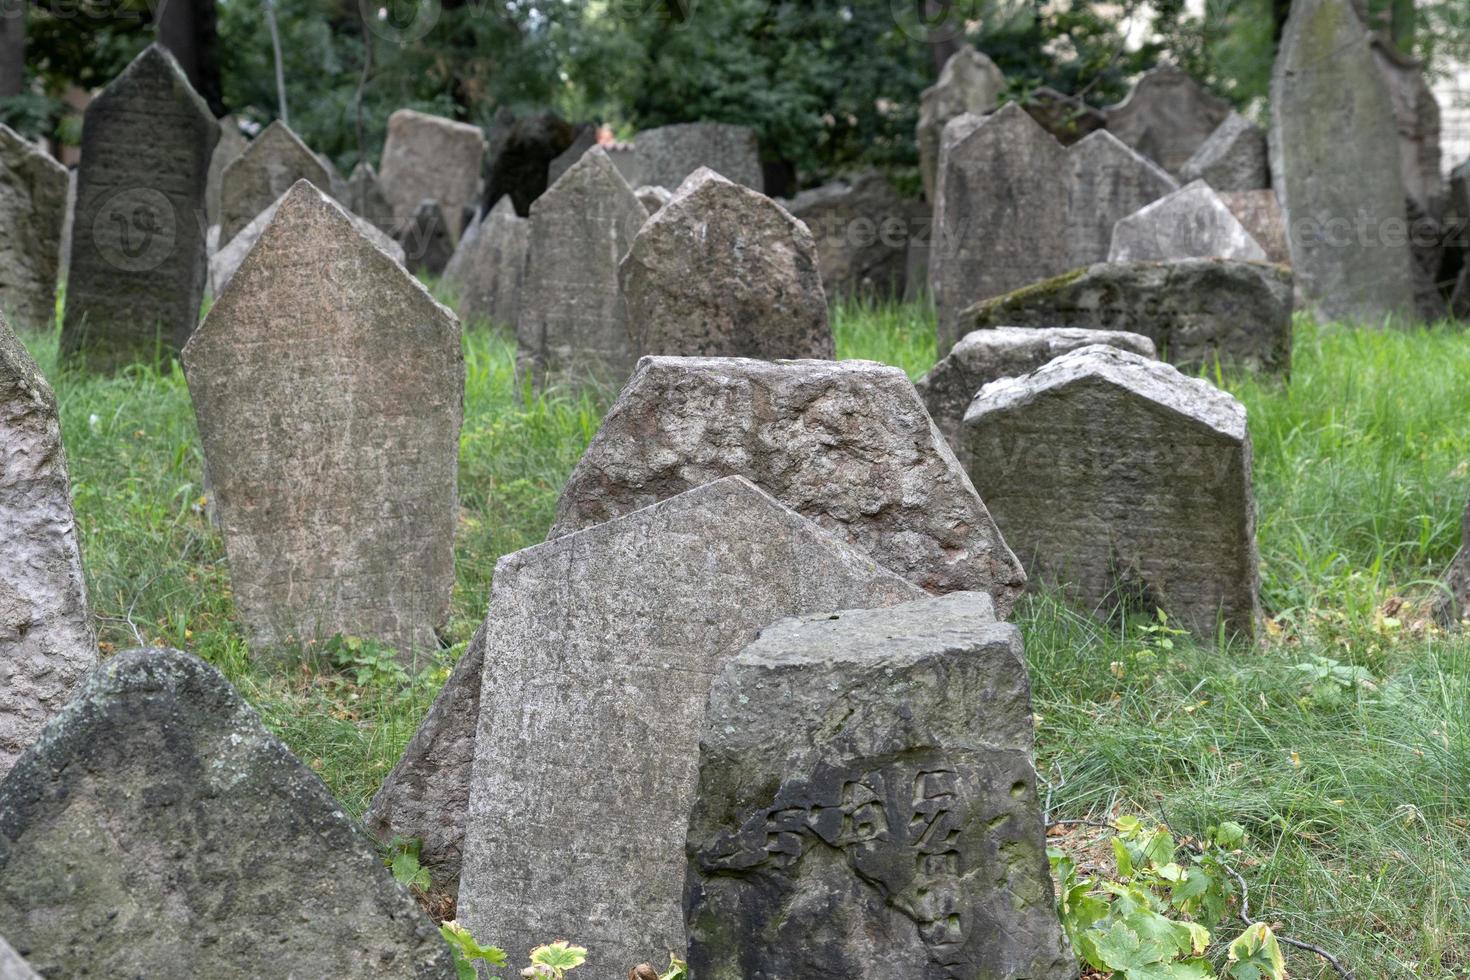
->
0, 315, 96, 778
59, 45, 217, 371
1021, 86, 1107, 145
634, 183, 672, 214
635, 122, 763, 191
964, 259, 1294, 374
916, 325, 1157, 458
916, 46, 1005, 201
0, 648, 455, 978
347, 161, 395, 233
458, 477, 924, 975
1372, 38, 1443, 214
1064, 129, 1181, 266
218, 119, 328, 245
204, 115, 248, 228
1109, 180, 1268, 263
378, 108, 486, 240
549, 356, 1026, 610
516, 146, 647, 390
0, 936, 38, 979
1103, 65, 1232, 176
1219, 190, 1291, 264
621, 168, 832, 361
546, 124, 597, 187
399, 198, 456, 276
786, 170, 912, 299
964, 345, 1259, 639
1270, 0, 1416, 322
1434, 499, 1470, 625
686, 592, 1075, 980
0, 124, 67, 329
183, 181, 462, 662
443, 195, 529, 329
1179, 111, 1270, 192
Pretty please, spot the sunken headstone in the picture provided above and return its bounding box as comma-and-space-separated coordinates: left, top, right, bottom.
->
458, 477, 924, 975
687, 592, 1074, 980
549, 356, 1026, 609
59, 45, 217, 371
482, 110, 579, 218
1020, 86, 1107, 145
1219, 190, 1291, 264
399, 198, 455, 276
217, 119, 329, 245
346, 161, 395, 233
0, 648, 455, 977
964, 345, 1259, 638
1179, 111, 1270, 192
442, 195, 529, 328
183, 181, 462, 661
1109, 180, 1268, 263
621, 168, 832, 360
786, 170, 912, 299
516, 146, 646, 389
378, 108, 486, 240
0, 124, 67, 329
635, 122, 763, 191
964, 259, 1293, 374
916, 325, 1157, 456
1270, 0, 1416, 322
204, 115, 247, 228
0, 936, 38, 979
0, 314, 95, 777
916, 46, 1005, 201
634, 183, 672, 214
1103, 66, 1232, 176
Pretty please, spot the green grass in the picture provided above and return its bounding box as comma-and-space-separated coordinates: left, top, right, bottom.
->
20, 306, 1470, 978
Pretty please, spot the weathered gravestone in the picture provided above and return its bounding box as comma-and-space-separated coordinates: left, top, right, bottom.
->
931, 103, 1177, 351
0, 935, 38, 980
1179, 111, 1270, 192
549, 356, 1026, 609
686, 592, 1074, 980
916, 325, 1157, 457
442, 196, 529, 328
378, 109, 485, 240
964, 259, 1293, 374
1434, 498, 1470, 626
964, 345, 1259, 639
1219, 190, 1291, 264
347, 161, 395, 233
218, 119, 328, 245
0, 124, 67, 329
786, 170, 912, 299
399, 198, 455, 276
1103, 65, 1232, 176
546, 123, 597, 187
0, 315, 95, 778
0, 648, 455, 977
204, 115, 247, 229
183, 182, 462, 661
458, 477, 924, 975
621, 168, 832, 360
516, 146, 646, 389
634, 183, 671, 214
1109, 180, 1268, 263
1372, 38, 1443, 215
636, 122, 763, 191
916, 46, 1005, 201
59, 45, 216, 371
1270, 0, 1416, 322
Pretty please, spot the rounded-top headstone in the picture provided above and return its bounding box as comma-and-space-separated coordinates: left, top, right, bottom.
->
378, 108, 487, 240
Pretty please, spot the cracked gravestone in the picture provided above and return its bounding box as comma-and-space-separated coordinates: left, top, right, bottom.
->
378, 109, 485, 240
0, 125, 67, 329
635, 122, 763, 191
786, 170, 913, 299
218, 120, 329, 245
1109, 180, 1268, 263
1103, 66, 1232, 176
1180, 111, 1269, 192
916, 47, 1005, 201
443, 196, 529, 328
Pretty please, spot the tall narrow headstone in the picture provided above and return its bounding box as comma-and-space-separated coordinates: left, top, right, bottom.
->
378, 108, 486, 240
1109, 180, 1268, 263
204, 115, 247, 228
458, 477, 924, 975
916, 47, 1006, 201
443, 195, 529, 328
59, 45, 217, 371
1103, 66, 1232, 176
0, 314, 95, 777
1180, 111, 1270, 192
218, 120, 329, 245
635, 122, 763, 191
0, 124, 67, 329
183, 181, 462, 661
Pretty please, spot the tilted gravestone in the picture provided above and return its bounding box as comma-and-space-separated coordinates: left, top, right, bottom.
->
0, 124, 67, 329
1270, 0, 1416, 322
635, 122, 763, 191
515, 146, 647, 389
916, 46, 1005, 201
687, 592, 1075, 980
0, 315, 95, 777
786, 170, 913, 299
443, 196, 529, 329
964, 259, 1293, 375
458, 477, 924, 975
346, 161, 395, 233
183, 182, 462, 661
218, 119, 328, 245
1103, 65, 1232, 176
0, 648, 455, 977
963, 345, 1259, 639
399, 198, 455, 276
931, 103, 1177, 351
1109, 180, 1268, 263
916, 325, 1157, 458
378, 108, 486, 240
0, 935, 39, 979
204, 116, 247, 229
1180, 111, 1269, 192
621, 168, 832, 360
549, 356, 1026, 610
59, 45, 217, 371
1219, 190, 1291, 264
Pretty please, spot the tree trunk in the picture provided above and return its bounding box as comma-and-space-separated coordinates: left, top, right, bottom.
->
0, 0, 24, 99
156, 0, 226, 116
916, 0, 960, 77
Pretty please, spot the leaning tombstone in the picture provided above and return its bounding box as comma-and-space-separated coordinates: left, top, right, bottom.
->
1219, 190, 1291, 264
59, 44, 216, 371
458, 477, 924, 975
442, 196, 529, 328
916, 46, 1005, 201
0, 314, 96, 778
1103, 65, 1232, 176
0, 124, 67, 329
964, 345, 1259, 639
204, 115, 247, 229
785, 170, 911, 299
399, 198, 455, 276
0, 648, 455, 977
687, 592, 1075, 980
635, 122, 763, 191
1109, 180, 1268, 263
1179, 111, 1269, 192
378, 108, 486, 240
183, 181, 462, 662
217, 119, 328, 244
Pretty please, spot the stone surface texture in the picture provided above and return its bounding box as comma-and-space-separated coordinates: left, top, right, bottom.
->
635, 122, 763, 191
218, 119, 328, 245
347, 161, 396, 233
204, 116, 247, 228
1219, 190, 1291, 264
1109, 180, 1268, 263
378, 109, 486, 240
1103, 66, 1232, 175
443, 196, 529, 328
635, 183, 672, 214
0, 936, 37, 979
482, 110, 579, 218
1435, 499, 1470, 626
0, 125, 67, 329
399, 198, 455, 276
786, 170, 913, 299
1179, 111, 1270, 191
917, 47, 1005, 201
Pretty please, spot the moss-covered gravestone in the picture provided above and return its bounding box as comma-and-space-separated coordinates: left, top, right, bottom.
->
0, 124, 67, 330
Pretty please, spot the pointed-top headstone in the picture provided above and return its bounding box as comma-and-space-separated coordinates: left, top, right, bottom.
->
218, 120, 330, 244
183, 181, 462, 661
917, 46, 1006, 200
1179, 111, 1270, 192
442, 195, 529, 328
378, 108, 486, 240
59, 44, 217, 371
1064, 129, 1180, 263
1103, 65, 1233, 175
0, 124, 67, 329
1109, 179, 1268, 263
